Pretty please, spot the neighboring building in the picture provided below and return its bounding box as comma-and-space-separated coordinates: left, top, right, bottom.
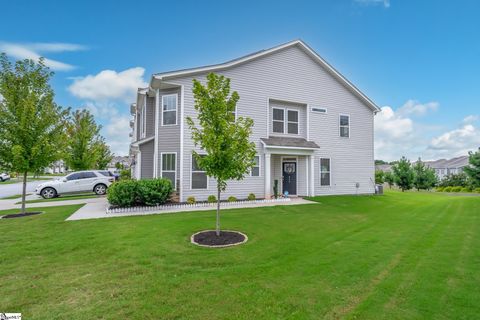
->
424, 156, 470, 180
375, 164, 392, 173
44, 160, 66, 174
129, 40, 380, 201
107, 156, 130, 172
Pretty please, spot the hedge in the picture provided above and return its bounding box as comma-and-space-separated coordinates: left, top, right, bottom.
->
107, 178, 173, 207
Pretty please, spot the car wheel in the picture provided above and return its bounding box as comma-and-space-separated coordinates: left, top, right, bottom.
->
94, 184, 107, 195
41, 187, 57, 199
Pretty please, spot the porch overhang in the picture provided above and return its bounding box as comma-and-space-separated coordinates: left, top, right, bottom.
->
260, 136, 319, 155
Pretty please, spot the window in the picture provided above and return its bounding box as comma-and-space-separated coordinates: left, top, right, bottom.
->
66, 173, 82, 181
161, 153, 176, 188
229, 106, 236, 122
99, 171, 114, 177
191, 154, 207, 189
162, 94, 177, 126
320, 158, 331, 186
340, 115, 350, 138
141, 101, 147, 138
311, 107, 327, 114
251, 156, 260, 177
81, 172, 97, 179
272, 108, 285, 133
287, 110, 299, 134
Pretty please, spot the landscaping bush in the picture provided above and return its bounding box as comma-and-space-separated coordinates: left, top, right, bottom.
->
443, 186, 453, 192
207, 195, 217, 203
460, 187, 472, 193
187, 196, 196, 204
136, 178, 173, 206
107, 178, 173, 207
435, 187, 444, 192
474, 188, 480, 193
247, 193, 256, 201
120, 169, 131, 180
227, 196, 237, 202
107, 179, 138, 207
451, 186, 462, 192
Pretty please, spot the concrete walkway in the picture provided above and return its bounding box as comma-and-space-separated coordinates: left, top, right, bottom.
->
0, 195, 316, 221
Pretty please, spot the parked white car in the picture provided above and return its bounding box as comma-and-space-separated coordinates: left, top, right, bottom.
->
35, 170, 115, 199
0, 173, 10, 182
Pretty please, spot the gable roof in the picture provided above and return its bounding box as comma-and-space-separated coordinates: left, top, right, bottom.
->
151, 40, 381, 112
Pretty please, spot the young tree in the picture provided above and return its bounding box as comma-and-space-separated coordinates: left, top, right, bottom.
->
375, 170, 385, 184
464, 148, 480, 187
392, 156, 414, 191
413, 158, 428, 191
187, 73, 256, 236
94, 139, 113, 170
0, 54, 69, 213
384, 171, 395, 188
66, 109, 101, 170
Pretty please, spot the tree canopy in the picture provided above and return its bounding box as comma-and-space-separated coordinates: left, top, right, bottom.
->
392, 156, 414, 191
463, 148, 480, 187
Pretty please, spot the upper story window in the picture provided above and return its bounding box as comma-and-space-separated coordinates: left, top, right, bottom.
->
272, 108, 285, 133
339, 114, 350, 138
162, 94, 177, 126
287, 110, 299, 134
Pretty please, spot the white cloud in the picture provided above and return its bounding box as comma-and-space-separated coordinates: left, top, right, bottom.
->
397, 99, 439, 117
354, 0, 390, 8
463, 115, 479, 124
427, 123, 480, 158
68, 67, 148, 103
0, 42, 86, 71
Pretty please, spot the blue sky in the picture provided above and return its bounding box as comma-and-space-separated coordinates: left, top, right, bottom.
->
1, 0, 479, 160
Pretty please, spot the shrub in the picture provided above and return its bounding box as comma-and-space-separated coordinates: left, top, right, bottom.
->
107, 179, 138, 207
443, 186, 452, 192
451, 186, 462, 192
187, 196, 196, 204
474, 188, 480, 193
460, 187, 471, 193
435, 187, 444, 192
227, 196, 237, 202
120, 169, 131, 180
136, 178, 173, 206
247, 193, 256, 201
207, 195, 217, 203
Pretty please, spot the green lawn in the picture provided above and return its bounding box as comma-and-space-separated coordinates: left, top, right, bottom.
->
0, 177, 50, 185
0, 190, 479, 319
0, 193, 31, 200
16, 193, 101, 204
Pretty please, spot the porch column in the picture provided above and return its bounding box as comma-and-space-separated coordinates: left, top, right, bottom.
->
265, 153, 271, 199
309, 155, 315, 196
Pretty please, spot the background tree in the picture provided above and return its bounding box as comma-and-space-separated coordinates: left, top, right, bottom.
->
66, 109, 101, 170
439, 172, 469, 188
187, 73, 256, 236
463, 148, 480, 187
94, 139, 113, 170
375, 170, 385, 184
392, 156, 414, 191
412, 158, 437, 191
384, 171, 395, 188
0, 54, 69, 213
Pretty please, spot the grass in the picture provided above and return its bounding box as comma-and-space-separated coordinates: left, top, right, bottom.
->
15, 193, 102, 204
0, 177, 51, 185
0, 193, 31, 200
0, 190, 479, 319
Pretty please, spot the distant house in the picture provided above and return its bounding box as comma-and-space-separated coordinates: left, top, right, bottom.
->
129, 40, 381, 201
107, 156, 130, 172
44, 160, 66, 174
375, 164, 392, 173
423, 156, 470, 180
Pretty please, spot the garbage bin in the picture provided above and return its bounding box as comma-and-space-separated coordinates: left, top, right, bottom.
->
375, 184, 384, 195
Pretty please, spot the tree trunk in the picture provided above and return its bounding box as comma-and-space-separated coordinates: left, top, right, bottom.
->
216, 185, 221, 236
21, 171, 28, 214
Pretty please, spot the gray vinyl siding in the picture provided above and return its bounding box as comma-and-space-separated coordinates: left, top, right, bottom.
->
139, 140, 154, 179
156, 43, 374, 200
146, 96, 155, 137
156, 88, 181, 181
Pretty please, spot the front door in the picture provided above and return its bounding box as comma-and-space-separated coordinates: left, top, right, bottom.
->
282, 162, 297, 195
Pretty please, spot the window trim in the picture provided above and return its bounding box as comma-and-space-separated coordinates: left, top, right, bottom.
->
190, 153, 208, 190
319, 158, 331, 187
272, 107, 285, 134
161, 93, 178, 126
287, 109, 299, 135
339, 114, 350, 138
160, 152, 177, 189
250, 155, 261, 177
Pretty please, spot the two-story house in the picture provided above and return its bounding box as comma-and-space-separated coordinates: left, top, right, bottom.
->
130, 40, 380, 202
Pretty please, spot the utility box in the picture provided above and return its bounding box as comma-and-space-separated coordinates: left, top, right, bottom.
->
375, 184, 384, 195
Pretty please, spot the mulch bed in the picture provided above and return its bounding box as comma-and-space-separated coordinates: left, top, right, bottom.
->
192, 230, 247, 247
1, 211, 43, 219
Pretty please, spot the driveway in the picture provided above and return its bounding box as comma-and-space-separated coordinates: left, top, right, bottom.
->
0, 180, 51, 198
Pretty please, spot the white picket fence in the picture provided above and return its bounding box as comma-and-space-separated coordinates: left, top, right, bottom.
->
106, 197, 291, 214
